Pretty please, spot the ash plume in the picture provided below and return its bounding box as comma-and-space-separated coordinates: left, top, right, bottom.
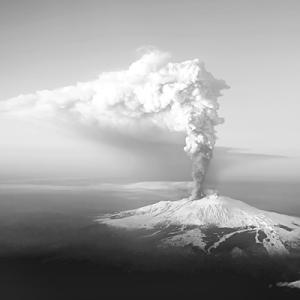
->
0, 49, 229, 199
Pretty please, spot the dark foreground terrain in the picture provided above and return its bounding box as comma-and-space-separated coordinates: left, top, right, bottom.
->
0, 182, 299, 300
1, 223, 300, 300
1, 254, 300, 300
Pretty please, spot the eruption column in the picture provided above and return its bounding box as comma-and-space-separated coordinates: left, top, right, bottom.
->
182, 67, 228, 199
0, 51, 229, 199
185, 110, 218, 199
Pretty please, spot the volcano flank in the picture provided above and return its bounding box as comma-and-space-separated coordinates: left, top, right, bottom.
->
98, 192, 300, 257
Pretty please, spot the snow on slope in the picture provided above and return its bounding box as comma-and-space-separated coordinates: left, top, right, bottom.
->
277, 280, 300, 289
97, 194, 300, 256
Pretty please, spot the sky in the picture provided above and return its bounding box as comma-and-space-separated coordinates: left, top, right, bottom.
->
0, 0, 300, 183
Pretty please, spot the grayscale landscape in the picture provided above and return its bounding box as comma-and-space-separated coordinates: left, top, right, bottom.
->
0, 1, 300, 299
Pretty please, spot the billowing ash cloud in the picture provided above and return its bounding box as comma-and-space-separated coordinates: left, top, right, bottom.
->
0, 50, 229, 199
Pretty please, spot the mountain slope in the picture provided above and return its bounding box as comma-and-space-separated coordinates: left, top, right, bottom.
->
97, 193, 300, 256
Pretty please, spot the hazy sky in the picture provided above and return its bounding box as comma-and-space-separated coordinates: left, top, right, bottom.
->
1, 0, 300, 182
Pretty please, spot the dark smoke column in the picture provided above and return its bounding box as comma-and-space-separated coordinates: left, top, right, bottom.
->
183, 63, 229, 199
185, 112, 219, 199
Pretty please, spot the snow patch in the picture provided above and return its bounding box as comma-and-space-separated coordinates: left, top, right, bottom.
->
97, 194, 300, 256
277, 280, 300, 289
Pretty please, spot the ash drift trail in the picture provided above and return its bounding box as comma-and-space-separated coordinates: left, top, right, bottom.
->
2, 49, 300, 259
0, 51, 228, 197
96, 52, 300, 260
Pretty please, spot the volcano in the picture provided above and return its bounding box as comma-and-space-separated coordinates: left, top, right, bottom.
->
97, 192, 300, 257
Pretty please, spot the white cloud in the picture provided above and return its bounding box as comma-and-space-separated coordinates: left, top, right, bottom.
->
0, 50, 227, 137
0, 49, 229, 190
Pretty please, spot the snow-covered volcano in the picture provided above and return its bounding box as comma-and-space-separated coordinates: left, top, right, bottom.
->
97, 193, 300, 256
